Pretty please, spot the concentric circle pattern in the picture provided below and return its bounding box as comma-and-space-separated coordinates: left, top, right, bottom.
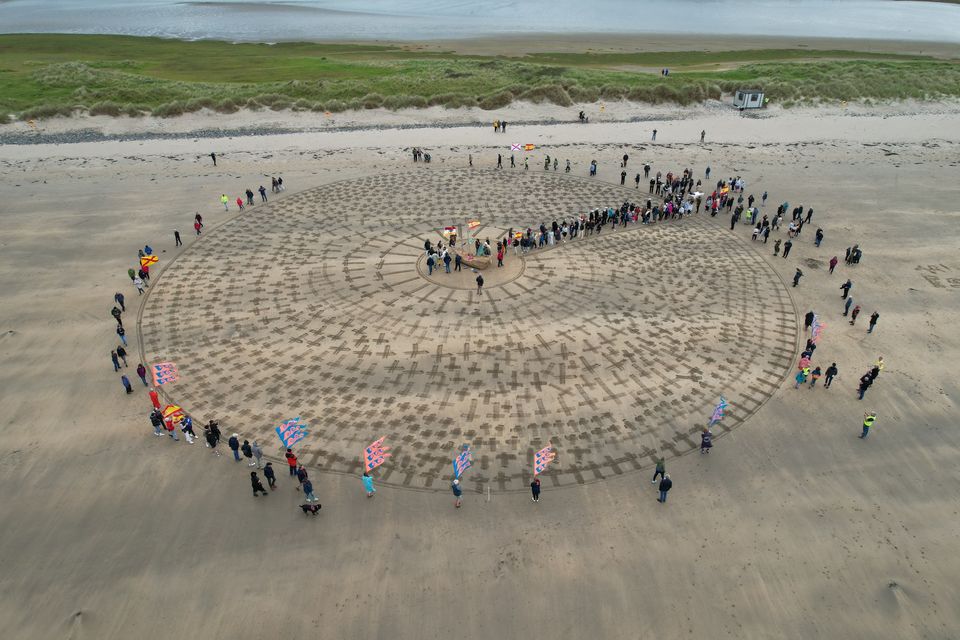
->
141, 169, 798, 491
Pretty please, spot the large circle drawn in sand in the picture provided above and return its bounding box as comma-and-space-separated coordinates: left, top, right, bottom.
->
141, 169, 798, 491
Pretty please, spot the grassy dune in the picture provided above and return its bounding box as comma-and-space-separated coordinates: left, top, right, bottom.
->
1, 34, 959, 120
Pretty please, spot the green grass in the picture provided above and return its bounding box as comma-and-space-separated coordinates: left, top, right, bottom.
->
1, 34, 959, 120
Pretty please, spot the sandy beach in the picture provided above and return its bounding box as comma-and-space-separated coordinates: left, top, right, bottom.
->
1, 100, 959, 638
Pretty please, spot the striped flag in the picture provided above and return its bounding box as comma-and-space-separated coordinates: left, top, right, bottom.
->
467, 220, 480, 230
452, 445, 473, 478
533, 444, 556, 475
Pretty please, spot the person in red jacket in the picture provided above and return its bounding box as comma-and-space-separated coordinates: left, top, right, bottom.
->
236, 196, 244, 211
285, 448, 298, 476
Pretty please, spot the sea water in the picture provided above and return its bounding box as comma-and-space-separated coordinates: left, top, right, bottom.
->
0, 0, 958, 43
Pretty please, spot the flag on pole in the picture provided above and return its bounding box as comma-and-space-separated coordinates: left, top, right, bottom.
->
709, 396, 728, 425
151, 362, 180, 386
276, 417, 308, 448
162, 404, 185, 424
140, 255, 159, 268
510, 143, 521, 151
363, 436, 391, 472
467, 220, 480, 230
452, 445, 473, 478
443, 226, 458, 237
810, 314, 825, 344
533, 444, 556, 475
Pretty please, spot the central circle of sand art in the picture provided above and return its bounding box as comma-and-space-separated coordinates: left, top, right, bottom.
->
141, 169, 799, 491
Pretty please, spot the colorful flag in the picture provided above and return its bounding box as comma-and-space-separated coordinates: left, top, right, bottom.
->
514, 231, 524, 239
443, 226, 457, 237
510, 143, 521, 151
140, 255, 159, 267
810, 314, 824, 344
276, 417, 308, 448
523, 143, 536, 151
363, 436, 391, 472
709, 396, 728, 424
533, 444, 556, 475
452, 445, 473, 478
151, 362, 179, 386
162, 404, 184, 424
467, 220, 480, 230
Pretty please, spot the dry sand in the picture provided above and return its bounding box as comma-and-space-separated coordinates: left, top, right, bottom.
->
1, 100, 959, 639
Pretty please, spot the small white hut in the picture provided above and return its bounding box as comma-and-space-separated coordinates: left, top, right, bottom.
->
733, 88, 765, 109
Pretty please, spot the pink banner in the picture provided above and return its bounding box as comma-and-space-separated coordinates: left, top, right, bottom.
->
363, 437, 391, 472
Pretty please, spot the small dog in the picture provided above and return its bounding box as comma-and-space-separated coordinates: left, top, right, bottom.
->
299, 503, 321, 515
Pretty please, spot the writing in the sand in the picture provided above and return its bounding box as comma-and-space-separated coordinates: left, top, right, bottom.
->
915, 264, 960, 289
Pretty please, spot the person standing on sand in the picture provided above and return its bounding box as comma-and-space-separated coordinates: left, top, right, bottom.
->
111, 306, 123, 328
700, 428, 713, 454
251, 440, 263, 468
701, 130, 706, 143
782, 240, 793, 259
849, 305, 861, 325
773, 239, 781, 257
111, 350, 120, 372
285, 448, 298, 476
531, 477, 541, 502
829, 256, 838, 274
263, 462, 276, 489
302, 478, 317, 503
117, 325, 126, 346
804, 310, 815, 332
251, 472, 268, 497
116, 345, 128, 366
793, 268, 804, 287
651, 129, 657, 141
210, 152, 216, 166
241, 439, 254, 466
840, 279, 852, 298
843, 296, 854, 316
860, 412, 877, 439
497, 154, 502, 169
136, 363, 148, 386
452, 478, 463, 508
114, 291, 125, 312
259, 185, 267, 202
652, 457, 666, 483
220, 194, 229, 211
824, 363, 838, 389
657, 474, 672, 503
236, 196, 244, 211
868, 311, 880, 333
476, 273, 484, 296
228, 434, 241, 462
857, 371, 873, 400
121, 375, 133, 394
808, 366, 822, 388
174, 229, 182, 246
363, 472, 376, 498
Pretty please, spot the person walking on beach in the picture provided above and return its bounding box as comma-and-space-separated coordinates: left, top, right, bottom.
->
285, 448, 298, 476
651, 129, 657, 141
116, 345, 128, 367
220, 194, 229, 211
868, 311, 880, 333
700, 129, 706, 143
209, 152, 217, 166
252, 440, 263, 468
531, 477, 541, 502
236, 196, 244, 211
804, 310, 815, 331
302, 478, 318, 503
860, 412, 877, 439
824, 363, 838, 389
363, 472, 376, 498
251, 472, 268, 497
296, 464, 309, 492
850, 305, 861, 325
121, 375, 133, 394
454, 253, 462, 272
497, 154, 502, 169
241, 439, 254, 466
134, 275, 145, 295
116, 324, 127, 346
652, 457, 666, 483
180, 414, 196, 444
194, 219, 202, 236
150, 409, 164, 437
259, 185, 267, 202
246, 188, 254, 206
111, 350, 120, 372
136, 363, 148, 386
829, 256, 838, 274
657, 474, 672, 503
782, 240, 793, 259
808, 366, 822, 388
111, 306, 123, 328
114, 291, 125, 312
792, 268, 804, 287
263, 462, 276, 489
620, 170, 626, 185
228, 433, 241, 462
451, 478, 463, 508
174, 229, 182, 247
773, 239, 781, 257
476, 273, 484, 296
844, 297, 854, 316
204, 423, 221, 455
622, 153, 629, 167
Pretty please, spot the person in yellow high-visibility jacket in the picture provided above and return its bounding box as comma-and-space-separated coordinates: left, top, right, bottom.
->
860, 412, 877, 439
220, 193, 229, 211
